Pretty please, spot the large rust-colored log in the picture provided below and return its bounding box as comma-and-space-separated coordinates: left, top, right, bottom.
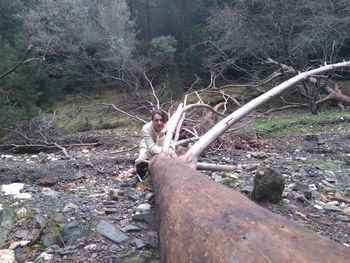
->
150, 156, 350, 263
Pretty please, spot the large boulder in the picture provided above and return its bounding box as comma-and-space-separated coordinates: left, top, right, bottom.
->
251, 167, 285, 203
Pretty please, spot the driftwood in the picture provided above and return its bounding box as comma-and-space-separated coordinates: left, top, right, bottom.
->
150, 156, 350, 263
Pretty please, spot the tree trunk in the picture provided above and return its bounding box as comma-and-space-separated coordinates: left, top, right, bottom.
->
150, 156, 350, 263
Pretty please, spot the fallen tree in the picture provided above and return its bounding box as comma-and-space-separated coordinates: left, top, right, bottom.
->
152, 62, 350, 262
150, 156, 350, 263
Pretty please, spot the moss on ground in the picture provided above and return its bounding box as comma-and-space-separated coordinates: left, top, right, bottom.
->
253, 111, 350, 136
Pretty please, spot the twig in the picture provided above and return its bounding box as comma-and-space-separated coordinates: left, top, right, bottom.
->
110, 146, 138, 154
0, 45, 34, 80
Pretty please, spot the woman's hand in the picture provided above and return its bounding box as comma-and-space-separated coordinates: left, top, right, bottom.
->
159, 127, 167, 138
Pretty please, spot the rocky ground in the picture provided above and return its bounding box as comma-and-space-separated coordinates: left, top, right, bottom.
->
1, 120, 350, 262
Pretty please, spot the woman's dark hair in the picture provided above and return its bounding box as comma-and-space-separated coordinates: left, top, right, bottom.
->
151, 109, 168, 122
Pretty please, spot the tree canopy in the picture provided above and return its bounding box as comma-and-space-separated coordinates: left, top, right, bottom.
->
1, 0, 350, 127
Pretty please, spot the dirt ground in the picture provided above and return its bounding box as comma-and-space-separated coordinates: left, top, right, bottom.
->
1, 119, 350, 262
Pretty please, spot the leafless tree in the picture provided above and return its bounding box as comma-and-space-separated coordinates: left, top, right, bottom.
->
22, 0, 147, 98
205, 0, 350, 113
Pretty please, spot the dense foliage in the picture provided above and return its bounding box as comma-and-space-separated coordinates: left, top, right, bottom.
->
1, 0, 350, 128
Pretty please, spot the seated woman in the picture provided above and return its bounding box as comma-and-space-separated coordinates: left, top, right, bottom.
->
135, 109, 176, 179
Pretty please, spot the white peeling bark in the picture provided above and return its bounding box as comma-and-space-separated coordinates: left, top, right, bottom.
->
186, 61, 350, 164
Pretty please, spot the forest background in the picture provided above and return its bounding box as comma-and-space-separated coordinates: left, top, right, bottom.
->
1, 0, 350, 132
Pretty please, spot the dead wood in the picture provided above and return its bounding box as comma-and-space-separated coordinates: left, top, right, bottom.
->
0, 45, 34, 80
150, 156, 350, 263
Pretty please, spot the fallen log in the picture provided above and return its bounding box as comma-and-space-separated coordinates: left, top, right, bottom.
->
150, 156, 350, 263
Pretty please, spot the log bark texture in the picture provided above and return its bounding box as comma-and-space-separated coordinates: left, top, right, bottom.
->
150, 156, 350, 263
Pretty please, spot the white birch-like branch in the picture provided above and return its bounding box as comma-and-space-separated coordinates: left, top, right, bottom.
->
186, 61, 350, 164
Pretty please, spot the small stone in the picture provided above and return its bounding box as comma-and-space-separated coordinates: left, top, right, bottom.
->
36, 177, 57, 186
127, 194, 141, 202
34, 214, 46, 228
336, 215, 350, 222
293, 182, 308, 191
308, 184, 317, 191
298, 168, 307, 176
282, 199, 290, 204
36, 252, 53, 261
326, 201, 339, 206
132, 213, 156, 226
145, 192, 154, 200
96, 220, 128, 243
73, 171, 86, 180
109, 189, 119, 201
58, 248, 78, 256
82, 149, 89, 153
105, 208, 118, 214
132, 238, 146, 249
309, 213, 321, 218
317, 139, 326, 145
313, 205, 324, 210
84, 244, 97, 251
41, 187, 59, 196
14, 193, 32, 199
305, 134, 319, 141
15, 207, 27, 218
212, 174, 223, 183
62, 202, 78, 212
120, 224, 141, 232
287, 204, 299, 212
295, 211, 308, 220
322, 180, 335, 188
241, 186, 253, 195
0, 249, 15, 263
13, 230, 28, 239
324, 170, 336, 178
8, 240, 30, 250
323, 205, 342, 212
303, 190, 312, 200
1, 183, 24, 195
60, 220, 90, 245
136, 203, 151, 212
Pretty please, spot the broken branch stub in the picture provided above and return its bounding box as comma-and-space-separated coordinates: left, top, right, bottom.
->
150, 156, 350, 263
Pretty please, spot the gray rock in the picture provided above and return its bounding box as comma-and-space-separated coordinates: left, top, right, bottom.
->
136, 203, 151, 212
324, 170, 336, 178
212, 174, 224, 183
13, 230, 28, 239
0, 249, 15, 263
132, 238, 146, 249
323, 205, 342, 212
60, 220, 90, 245
293, 192, 311, 204
120, 224, 141, 232
317, 139, 326, 145
251, 167, 285, 203
58, 248, 79, 256
127, 194, 141, 202
34, 214, 46, 228
96, 221, 128, 243
105, 208, 118, 214
0, 208, 14, 247
132, 212, 157, 226
73, 171, 86, 180
241, 186, 253, 195
293, 182, 308, 191
305, 134, 319, 141
287, 204, 299, 213
321, 180, 335, 188
336, 215, 350, 222
298, 168, 307, 176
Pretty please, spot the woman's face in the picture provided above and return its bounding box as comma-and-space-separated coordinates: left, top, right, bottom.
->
152, 113, 164, 132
